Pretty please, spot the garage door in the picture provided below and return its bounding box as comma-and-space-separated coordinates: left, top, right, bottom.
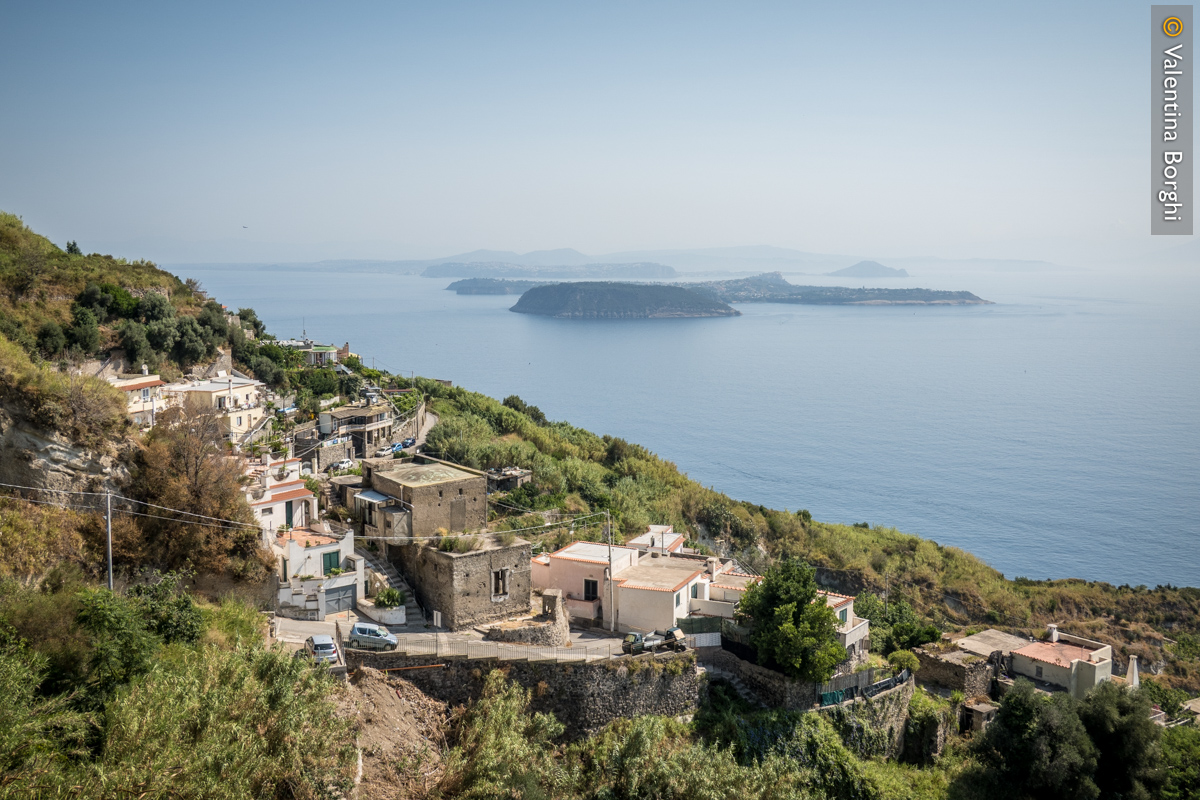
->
326, 584, 356, 613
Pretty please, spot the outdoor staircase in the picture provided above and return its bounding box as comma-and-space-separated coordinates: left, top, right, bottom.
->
698, 664, 768, 710
355, 546, 427, 629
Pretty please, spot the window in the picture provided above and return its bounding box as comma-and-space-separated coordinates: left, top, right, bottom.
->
262, 507, 273, 516
237, 416, 243, 427
1035, 665, 1043, 679
584, 579, 598, 601
141, 388, 150, 401
492, 569, 508, 597
691, 583, 699, 599
675, 592, 681, 608
839, 609, 847, 625
322, 551, 340, 575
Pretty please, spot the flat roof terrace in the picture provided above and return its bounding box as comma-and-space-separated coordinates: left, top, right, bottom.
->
615, 559, 704, 593
377, 462, 481, 487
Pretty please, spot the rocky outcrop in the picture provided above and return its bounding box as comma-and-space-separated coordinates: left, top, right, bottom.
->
0, 400, 130, 495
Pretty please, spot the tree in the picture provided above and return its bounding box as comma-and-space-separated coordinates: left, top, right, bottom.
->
735, 559, 845, 681
852, 592, 940, 654
887, 649, 919, 674
250, 355, 283, 387
171, 315, 207, 365
65, 240, 82, 255
1077, 682, 1163, 799
137, 292, 175, 323
144, 318, 178, 354
236, 307, 265, 337
119, 320, 154, 367
67, 305, 101, 354
124, 397, 265, 575
1161, 725, 1200, 800
971, 679, 1099, 799
196, 300, 228, 339
36, 320, 66, 358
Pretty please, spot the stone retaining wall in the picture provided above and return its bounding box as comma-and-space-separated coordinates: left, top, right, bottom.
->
709, 648, 818, 709
484, 590, 570, 647
346, 649, 700, 739
818, 678, 915, 760
915, 648, 993, 697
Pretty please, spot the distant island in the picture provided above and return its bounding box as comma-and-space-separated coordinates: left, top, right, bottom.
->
510, 282, 740, 319
688, 272, 991, 305
826, 260, 909, 278
424, 261, 678, 280
446, 278, 550, 295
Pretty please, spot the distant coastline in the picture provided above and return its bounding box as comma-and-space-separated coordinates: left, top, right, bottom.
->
689, 273, 991, 305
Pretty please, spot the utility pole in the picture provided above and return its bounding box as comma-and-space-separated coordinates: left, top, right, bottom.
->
106, 492, 113, 591
884, 572, 889, 617
605, 510, 615, 633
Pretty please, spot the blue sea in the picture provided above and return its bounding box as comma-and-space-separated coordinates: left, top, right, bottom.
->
172, 264, 1200, 588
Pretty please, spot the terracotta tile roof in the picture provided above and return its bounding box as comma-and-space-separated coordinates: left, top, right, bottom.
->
1014, 640, 1101, 667
818, 590, 856, 609
121, 379, 165, 392
276, 527, 337, 546
252, 487, 316, 507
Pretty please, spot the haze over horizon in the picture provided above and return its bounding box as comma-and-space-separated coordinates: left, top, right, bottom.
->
0, 1, 1193, 269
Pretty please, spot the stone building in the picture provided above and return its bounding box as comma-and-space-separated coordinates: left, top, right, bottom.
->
358, 461, 487, 538
387, 534, 532, 630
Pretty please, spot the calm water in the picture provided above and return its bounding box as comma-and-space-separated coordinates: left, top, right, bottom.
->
173, 264, 1200, 587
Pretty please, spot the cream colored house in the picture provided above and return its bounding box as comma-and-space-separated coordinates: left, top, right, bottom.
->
1011, 625, 1113, 699
163, 373, 266, 441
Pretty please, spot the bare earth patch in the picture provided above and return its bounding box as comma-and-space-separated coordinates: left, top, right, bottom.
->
340, 667, 449, 799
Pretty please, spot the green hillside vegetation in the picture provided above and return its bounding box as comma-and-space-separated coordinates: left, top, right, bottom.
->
510, 281, 740, 318
0, 571, 355, 799
412, 380, 1200, 693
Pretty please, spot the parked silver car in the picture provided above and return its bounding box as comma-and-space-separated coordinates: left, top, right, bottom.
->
303, 635, 339, 664
347, 622, 398, 651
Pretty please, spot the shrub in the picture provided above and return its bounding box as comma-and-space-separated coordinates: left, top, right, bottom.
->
887, 649, 920, 674
375, 587, 406, 608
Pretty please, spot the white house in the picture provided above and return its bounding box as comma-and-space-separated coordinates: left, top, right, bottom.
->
626, 525, 686, 555
819, 591, 871, 660
242, 452, 317, 544
273, 523, 364, 619
533, 541, 871, 656
107, 370, 171, 428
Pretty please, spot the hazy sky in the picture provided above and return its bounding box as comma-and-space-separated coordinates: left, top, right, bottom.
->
0, 1, 1190, 265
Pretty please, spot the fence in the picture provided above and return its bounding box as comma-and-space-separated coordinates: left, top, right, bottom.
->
347, 632, 627, 665
818, 668, 908, 706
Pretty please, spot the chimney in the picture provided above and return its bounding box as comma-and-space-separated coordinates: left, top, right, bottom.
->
141, 363, 149, 375
1047, 624, 1059, 643
1128, 655, 1140, 689
707, 557, 721, 578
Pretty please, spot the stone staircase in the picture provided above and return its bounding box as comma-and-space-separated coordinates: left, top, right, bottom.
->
355, 546, 427, 629
698, 664, 767, 710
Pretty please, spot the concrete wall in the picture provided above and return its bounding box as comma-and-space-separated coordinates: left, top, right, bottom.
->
344, 650, 700, 739
617, 585, 685, 633
1012, 652, 1073, 690
389, 540, 531, 630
